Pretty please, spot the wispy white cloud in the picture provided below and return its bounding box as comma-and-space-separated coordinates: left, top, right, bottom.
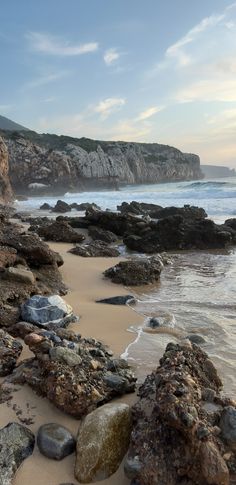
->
136, 106, 165, 121
25, 71, 69, 89
94, 97, 126, 119
104, 48, 121, 65
26, 32, 98, 56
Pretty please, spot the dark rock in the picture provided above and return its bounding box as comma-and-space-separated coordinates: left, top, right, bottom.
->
37, 423, 75, 460
88, 226, 118, 243
126, 343, 232, 485
149, 204, 207, 220
124, 456, 142, 479
104, 256, 163, 285
69, 241, 120, 257
148, 317, 161, 328
21, 295, 75, 328
186, 334, 206, 344
0, 422, 35, 485
96, 295, 136, 305
117, 201, 162, 215
220, 406, 236, 450
39, 202, 53, 210
103, 373, 132, 394
0, 330, 22, 376
38, 220, 85, 243
56, 216, 91, 229
224, 218, 236, 230
52, 200, 71, 213
70, 202, 101, 211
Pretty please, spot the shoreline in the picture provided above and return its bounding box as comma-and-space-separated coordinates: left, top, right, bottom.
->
2, 243, 143, 485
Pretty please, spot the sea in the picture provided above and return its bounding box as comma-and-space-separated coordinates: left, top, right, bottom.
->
16, 177, 236, 394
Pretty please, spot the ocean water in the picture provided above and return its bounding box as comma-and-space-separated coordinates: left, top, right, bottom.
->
17, 177, 236, 393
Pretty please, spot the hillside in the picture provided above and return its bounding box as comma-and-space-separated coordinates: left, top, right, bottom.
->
201, 164, 236, 178
1, 129, 203, 195
0, 115, 28, 132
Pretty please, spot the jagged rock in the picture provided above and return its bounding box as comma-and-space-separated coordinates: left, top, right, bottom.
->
88, 226, 118, 243
75, 403, 132, 483
224, 218, 236, 231
9, 330, 136, 418
118, 201, 163, 215
0, 422, 35, 485
104, 256, 163, 285
0, 246, 17, 268
21, 295, 75, 328
96, 295, 136, 305
0, 330, 22, 376
71, 202, 101, 211
37, 220, 85, 243
56, 215, 91, 229
220, 407, 236, 451
149, 204, 207, 220
52, 200, 71, 213
69, 241, 120, 257
126, 343, 235, 485
0, 136, 13, 202
39, 202, 53, 210
37, 423, 75, 460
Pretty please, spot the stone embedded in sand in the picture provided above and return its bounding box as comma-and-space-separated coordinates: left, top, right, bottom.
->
69, 240, 120, 258
4, 266, 35, 285
104, 256, 163, 286
0, 330, 22, 376
75, 403, 132, 483
220, 406, 236, 450
96, 295, 136, 305
21, 295, 75, 328
38, 220, 85, 243
37, 423, 75, 460
0, 422, 35, 485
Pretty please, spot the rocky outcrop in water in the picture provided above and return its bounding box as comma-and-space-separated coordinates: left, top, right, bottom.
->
125, 342, 236, 485
2, 131, 202, 194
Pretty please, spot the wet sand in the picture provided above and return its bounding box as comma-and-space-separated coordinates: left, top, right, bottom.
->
0, 243, 143, 485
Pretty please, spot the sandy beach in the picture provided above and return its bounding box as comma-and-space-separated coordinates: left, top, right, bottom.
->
0, 242, 143, 485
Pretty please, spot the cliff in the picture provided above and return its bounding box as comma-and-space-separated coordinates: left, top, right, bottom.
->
1, 130, 202, 194
0, 137, 13, 202
201, 164, 236, 179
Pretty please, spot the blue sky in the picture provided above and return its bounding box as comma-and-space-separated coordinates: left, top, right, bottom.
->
1, 0, 236, 166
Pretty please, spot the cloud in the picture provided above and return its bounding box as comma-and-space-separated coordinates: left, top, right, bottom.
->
104, 48, 121, 65
26, 32, 98, 56
175, 79, 236, 103
136, 106, 165, 121
94, 97, 126, 119
25, 71, 69, 89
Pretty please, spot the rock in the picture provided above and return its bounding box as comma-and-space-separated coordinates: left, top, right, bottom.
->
0, 330, 22, 376
0, 246, 17, 268
21, 295, 75, 328
117, 201, 163, 215
149, 204, 207, 220
220, 407, 236, 450
88, 226, 118, 243
71, 202, 101, 211
125, 343, 234, 485
52, 200, 71, 213
148, 317, 161, 328
186, 334, 206, 344
37, 423, 75, 460
104, 256, 163, 285
96, 295, 136, 305
69, 241, 120, 257
38, 220, 85, 243
50, 346, 82, 367
103, 372, 134, 394
75, 403, 132, 483
0, 422, 35, 485
39, 202, 53, 210
0, 136, 13, 202
3, 266, 35, 285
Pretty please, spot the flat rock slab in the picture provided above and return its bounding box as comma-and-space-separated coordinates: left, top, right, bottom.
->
21, 294, 75, 328
96, 295, 136, 305
75, 403, 132, 483
0, 422, 35, 485
37, 423, 75, 460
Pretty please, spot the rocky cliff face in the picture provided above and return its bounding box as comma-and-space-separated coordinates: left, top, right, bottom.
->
0, 137, 13, 201
3, 132, 202, 194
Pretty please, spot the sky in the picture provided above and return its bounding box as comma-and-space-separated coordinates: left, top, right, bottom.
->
1, 0, 236, 167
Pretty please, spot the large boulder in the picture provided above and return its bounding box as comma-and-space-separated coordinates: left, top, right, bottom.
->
117, 201, 162, 215
88, 226, 118, 243
75, 403, 132, 483
125, 343, 235, 485
149, 204, 207, 220
21, 295, 75, 328
52, 200, 71, 213
220, 407, 236, 451
104, 256, 163, 285
38, 220, 85, 243
0, 330, 22, 376
69, 241, 120, 257
37, 423, 75, 460
0, 422, 35, 485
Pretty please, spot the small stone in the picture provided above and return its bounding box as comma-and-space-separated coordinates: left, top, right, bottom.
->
202, 387, 216, 402
186, 334, 206, 344
0, 330, 23, 376
96, 295, 136, 305
21, 294, 74, 328
37, 423, 75, 460
4, 266, 35, 285
50, 347, 82, 367
103, 373, 129, 394
148, 317, 161, 328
